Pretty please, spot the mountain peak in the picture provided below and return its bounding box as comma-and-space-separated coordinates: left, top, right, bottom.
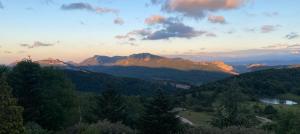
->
129, 53, 162, 59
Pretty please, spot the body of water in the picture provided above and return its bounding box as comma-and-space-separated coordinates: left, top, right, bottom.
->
260, 98, 298, 105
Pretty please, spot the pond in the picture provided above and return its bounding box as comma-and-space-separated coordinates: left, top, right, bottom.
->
260, 98, 298, 105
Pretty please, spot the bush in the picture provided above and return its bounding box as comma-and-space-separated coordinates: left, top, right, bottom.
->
66, 120, 135, 134
185, 126, 273, 134
24, 122, 51, 134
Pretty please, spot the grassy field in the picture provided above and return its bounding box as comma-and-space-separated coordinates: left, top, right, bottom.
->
179, 110, 213, 127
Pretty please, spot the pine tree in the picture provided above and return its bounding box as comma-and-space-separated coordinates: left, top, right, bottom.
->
95, 89, 126, 123
140, 90, 180, 134
211, 88, 256, 128
0, 76, 24, 134
8, 60, 42, 122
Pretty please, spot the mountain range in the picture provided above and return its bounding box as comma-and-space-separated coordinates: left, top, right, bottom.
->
8, 53, 236, 85
79, 53, 237, 75
10, 53, 300, 86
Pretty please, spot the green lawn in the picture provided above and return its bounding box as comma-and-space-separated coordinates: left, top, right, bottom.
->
179, 110, 213, 127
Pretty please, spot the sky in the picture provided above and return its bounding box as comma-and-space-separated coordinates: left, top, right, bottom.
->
0, 0, 300, 64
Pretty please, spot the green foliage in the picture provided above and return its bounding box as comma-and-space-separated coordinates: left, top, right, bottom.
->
82, 120, 134, 134
0, 65, 9, 76
140, 90, 182, 134
276, 111, 300, 134
64, 70, 177, 96
186, 126, 273, 134
211, 89, 257, 128
264, 105, 277, 119
8, 60, 79, 130
194, 68, 300, 98
8, 60, 43, 122
64, 120, 134, 134
82, 65, 231, 86
94, 89, 127, 123
24, 122, 51, 134
37, 68, 79, 130
0, 75, 24, 134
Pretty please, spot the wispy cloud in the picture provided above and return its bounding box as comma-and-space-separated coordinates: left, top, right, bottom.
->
262, 43, 300, 50
285, 32, 299, 39
263, 11, 279, 17
20, 41, 56, 49
114, 17, 124, 25
261, 25, 280, 33
61, 2, 118, 14
208, 15, 226, 24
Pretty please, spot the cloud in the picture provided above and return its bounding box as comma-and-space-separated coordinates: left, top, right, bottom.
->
115, 29, 152, 39
61, 2, 118, 14
117, 17, 206, 40
114, 17, 125, 25
20, 41, 55, 49
61, 3, 93, 11
147, 22, 205, 40
261, 25, 280, 33
205, 32, 217, 37
285, 32, 299, 39
208, 15, 226, 24
0, 1, 4, 9
159, 0, 247, 19
145, 15, 166, 25
262, 43, 300, 50
244, 28, 256, 32
263, 11, 279, 17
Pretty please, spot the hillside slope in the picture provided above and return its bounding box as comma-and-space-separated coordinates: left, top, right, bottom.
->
196, 68, 300, 97
63, 70, 177, 95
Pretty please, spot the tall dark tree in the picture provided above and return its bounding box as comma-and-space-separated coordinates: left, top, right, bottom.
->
37, 67, 79, 130
94, 89, 126, 123
8, 60, 79, 130
140, 90, 181, 134
211, 88, 257, 128
8, 60, 42, 122
0, 75, 24, 134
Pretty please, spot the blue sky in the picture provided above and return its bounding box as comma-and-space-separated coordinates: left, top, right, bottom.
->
0, 0, 300, 64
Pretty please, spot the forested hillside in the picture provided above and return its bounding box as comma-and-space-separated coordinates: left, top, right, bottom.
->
196, 68, 300, 97
63, 69, 177, 95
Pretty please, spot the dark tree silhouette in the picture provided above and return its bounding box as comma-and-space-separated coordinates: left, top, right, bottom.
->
140, 90, 181, 134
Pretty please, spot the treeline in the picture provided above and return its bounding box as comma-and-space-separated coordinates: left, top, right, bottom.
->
63, 69, 177, 96
197, 68, 300, 97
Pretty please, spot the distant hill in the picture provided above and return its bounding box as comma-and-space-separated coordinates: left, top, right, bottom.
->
234, 64, 300, 73
195, 67, 300, 97
63, 70, 178, 96
81, 65, 231, 86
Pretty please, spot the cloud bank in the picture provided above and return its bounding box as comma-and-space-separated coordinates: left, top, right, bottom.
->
117, 17, 207, 40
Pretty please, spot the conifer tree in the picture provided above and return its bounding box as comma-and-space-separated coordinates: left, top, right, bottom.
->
140, 90, 180, 134
0, 76, 24, 134
95, 89, 126, 123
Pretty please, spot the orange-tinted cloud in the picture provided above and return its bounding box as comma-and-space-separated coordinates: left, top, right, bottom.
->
145, 15, 166, 25
163, 0, 246, 19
